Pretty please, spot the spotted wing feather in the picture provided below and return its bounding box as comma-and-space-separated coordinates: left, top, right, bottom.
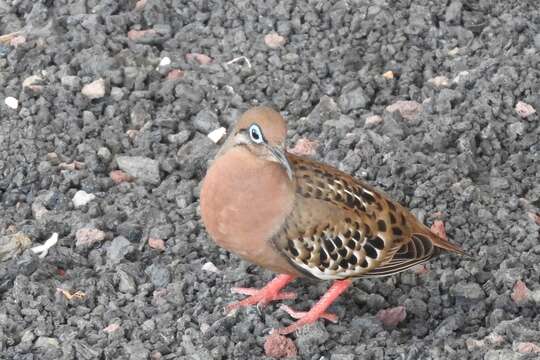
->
272, 154, 457, 280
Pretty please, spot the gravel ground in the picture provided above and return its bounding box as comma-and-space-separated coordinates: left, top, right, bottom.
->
1, 0, 539, 359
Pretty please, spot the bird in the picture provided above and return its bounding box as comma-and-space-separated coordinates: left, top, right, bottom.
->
200, 106, 466, 335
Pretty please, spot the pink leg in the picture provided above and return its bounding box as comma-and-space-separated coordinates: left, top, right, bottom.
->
226, 274, 297, 313
274, 279, 352, 335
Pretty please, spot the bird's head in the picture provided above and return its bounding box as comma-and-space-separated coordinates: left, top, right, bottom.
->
217, 107, 293, 180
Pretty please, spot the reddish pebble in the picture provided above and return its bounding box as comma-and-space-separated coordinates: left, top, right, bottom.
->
515, 101, 536, 118
148, 238, 165, 251
288, 138, 319, 157
166, 69, 185, 80
386, 100, 423, 120
412, 263, 429, 274
264, 333, 297, 358
110, 170, 134, 184
10, 35, 26, 47
103, 323, 120, 333
185, 53, 212, 65
511, 280, 529, 304
135, 0, 146, 10
430, 220, 447, 239
516, 342, 540, 353
128, 29, 157, 41
264, 32, 286, 48
376, 306, 407, 327
76, 228, 106, 247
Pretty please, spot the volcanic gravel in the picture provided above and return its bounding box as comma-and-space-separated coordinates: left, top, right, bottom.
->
1, 0, 539, 359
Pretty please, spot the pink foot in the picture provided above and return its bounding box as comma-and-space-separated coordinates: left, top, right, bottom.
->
226, 274, 297, 313
273, 279, 352, 335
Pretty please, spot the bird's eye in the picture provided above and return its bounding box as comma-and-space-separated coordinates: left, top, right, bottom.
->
248, 124, 264, 144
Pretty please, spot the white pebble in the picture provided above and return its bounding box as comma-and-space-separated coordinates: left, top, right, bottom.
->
202, 262, 219, 273
207, 127, 227, 143
515, 101, 536, 118
81, 78, 106, 99
72, 190, 96, 207
159, 57, 171, 67
5, 97, 19, 109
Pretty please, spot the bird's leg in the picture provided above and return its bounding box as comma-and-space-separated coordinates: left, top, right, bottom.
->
274, 279, 352, 335
226, 274, 297, 312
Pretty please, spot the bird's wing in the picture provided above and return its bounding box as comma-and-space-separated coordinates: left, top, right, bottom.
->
271, 154, 464, 280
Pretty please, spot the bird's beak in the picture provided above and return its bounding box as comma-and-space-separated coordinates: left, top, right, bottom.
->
266, 144, 293, 181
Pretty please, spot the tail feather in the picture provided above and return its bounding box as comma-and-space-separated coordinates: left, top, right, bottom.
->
412, 221, 472, 259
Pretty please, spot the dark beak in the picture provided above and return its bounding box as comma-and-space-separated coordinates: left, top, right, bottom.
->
267, 144, 293, 181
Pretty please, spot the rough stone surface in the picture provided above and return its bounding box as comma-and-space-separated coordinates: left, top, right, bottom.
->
0, 1, 538, 359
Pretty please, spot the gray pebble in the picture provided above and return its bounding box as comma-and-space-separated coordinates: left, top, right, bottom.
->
145, 264, 171, 288
193, 108, 220, 134
116, 156, 160, 184
107, 236, 133, 264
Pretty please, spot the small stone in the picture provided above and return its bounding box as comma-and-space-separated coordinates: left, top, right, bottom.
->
166, 69, 184, 80
127, 29, 158, 43
339, 84, 368, 112
185, 53, 212, 65
448, 47, 460, 56
81, 78, 106, 99
0, 232, 32, 262
148, 238, 165, 251
167, 130, 191, 145
145, 264, 171, 288
97, 147, 112, 162
35, 337, 60, 349
515, 342, 540, 353
135, 0, 146, 10
385, 100, 423, 120
451, 282, 485, 301
207, 127, 227, 143
445, 0, 463, 24
4, 96, 18, 109
376, 306, 407, 327
118, 269, 137, 293
428, 76, 450, 88
534, 34, 540, 50
103, 323, 120, 333
110, 87, 124, 101
296, 322, 330, 355
489, 177, 509, 190
116, 156, 160, 184
202, 262, 219, 273
515, 101, 536, 118
508, 122, 525, 138
511, 280, 529, 304
264, 333, 297, 358
430, 220, 447, 239
264, 32, 286, 48
193, 109, 220, 134
365, 115, 383, 126
10, 35, 26, 47
382, 70, 394, 79
453, 70, 470, 84
159, 57, 171, 67
22, 75, 44, 92
61, 75, 82, 91
72, 190, 96, 207
288, 138, 319, 156
110, 170, 134, 184
76, 228, 106, 247
108, 236, 133, 263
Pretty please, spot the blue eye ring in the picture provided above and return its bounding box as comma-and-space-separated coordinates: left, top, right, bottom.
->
248, 124, 264, 144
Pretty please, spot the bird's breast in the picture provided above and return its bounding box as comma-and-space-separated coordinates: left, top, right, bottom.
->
200, 147, 298, 274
